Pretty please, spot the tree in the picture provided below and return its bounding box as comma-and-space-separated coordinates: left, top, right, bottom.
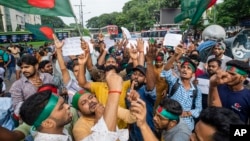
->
216, 0, 250, 27
41, 16, 66, 28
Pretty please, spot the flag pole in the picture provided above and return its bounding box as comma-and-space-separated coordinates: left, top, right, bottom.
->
182, 25, 193, 43
74, 17, 83, 39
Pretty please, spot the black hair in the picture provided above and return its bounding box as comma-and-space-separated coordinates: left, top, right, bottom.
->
207, 58, 222, 67
190, 50, 199, 55
39, 51, 45, 56
189, 54, 201, 63
159, 98, 183, 122
18, 54, 38, 66
19, 91, 52, 126
226, 60, 250, 74
181, 57, 197, 72
199, 107, 244, 141
38, 60, 50, 70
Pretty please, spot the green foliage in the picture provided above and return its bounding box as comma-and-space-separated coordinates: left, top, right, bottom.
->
216, 0, 250, 26
86, 0, 179, 31
41, 16, 66, 28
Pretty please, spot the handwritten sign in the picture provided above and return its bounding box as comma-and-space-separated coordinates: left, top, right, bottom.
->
62, 36, 93, 56
163, 33, 182, 47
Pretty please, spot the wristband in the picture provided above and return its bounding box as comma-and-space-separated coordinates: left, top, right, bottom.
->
108, 90, 122, 94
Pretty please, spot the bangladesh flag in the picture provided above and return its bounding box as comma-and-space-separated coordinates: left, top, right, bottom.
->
0, 0, 75, 17
190, 0, 217, 25
25, 23, 54, 41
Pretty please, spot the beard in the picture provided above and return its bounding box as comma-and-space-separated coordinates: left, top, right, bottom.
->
131, 80, 145, 90
23, 70, 36, 78
104, 65, 119, 73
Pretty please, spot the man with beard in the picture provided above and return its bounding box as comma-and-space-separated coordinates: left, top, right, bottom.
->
77, 40, 132, 129
72, 88, 137, 141
19, 90, 73, 141
9, 54, 53, 120
205, 41, 232, 70
197, 58, 221, 109
131, 97, 191, 141
153, 52, 169, 110
161, 45, 202, 131
208, 60, 250, 124
125, 42, 157, 141
38, 60, 64, 95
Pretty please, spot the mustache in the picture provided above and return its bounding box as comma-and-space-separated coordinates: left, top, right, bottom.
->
104, 65, 119, 72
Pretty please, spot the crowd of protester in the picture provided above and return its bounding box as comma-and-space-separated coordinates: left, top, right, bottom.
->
0, 32, 249, 141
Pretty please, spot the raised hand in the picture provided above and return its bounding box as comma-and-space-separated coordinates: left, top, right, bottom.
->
145, 42, 157, 62
129, 44, 138, 60
53, 34, 64, 50
174, 45, 184, 57
137, 38, 144, 53
98, 32, 104, 42
130, 98, 147, 128
106, 72, 123, 91
77, 52, 89, 65
81, 40, 90, 54
210, 70, 232, 86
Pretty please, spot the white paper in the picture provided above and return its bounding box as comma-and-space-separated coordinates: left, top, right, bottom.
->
121, 27, 132, 39
163, 33, 182, 47
197, 78, 210, 94
125, 38, 149, 54
62, 36, 93, 56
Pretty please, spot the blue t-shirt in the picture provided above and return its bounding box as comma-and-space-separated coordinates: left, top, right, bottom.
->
218, 84, 250, 124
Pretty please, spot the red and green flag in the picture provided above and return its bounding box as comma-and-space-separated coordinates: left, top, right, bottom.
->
25, 23, 54, 41
0, 0, 75, 17
190, 0, 217, 25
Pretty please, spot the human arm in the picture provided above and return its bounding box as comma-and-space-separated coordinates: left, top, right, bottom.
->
0, 127, 25, 141
53, 34, 70, 84
208, 70, 230, 107
77, 40, 91, 90
137, 39, 145, 66
104, 72, 123, 131
164, 45, 184, 71
145, 42, 157, 91
130, 98, 158, 141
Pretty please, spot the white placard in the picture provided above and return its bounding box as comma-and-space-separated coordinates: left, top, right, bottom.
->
163, 33, 182, 47
62, 36, 93, 56
197, 78, 210, 94
126, 38, 149, 54
104, 37, 115, 51
121, 27, 131, 39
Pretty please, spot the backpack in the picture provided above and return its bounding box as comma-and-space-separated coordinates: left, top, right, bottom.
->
167, 78, 198, 109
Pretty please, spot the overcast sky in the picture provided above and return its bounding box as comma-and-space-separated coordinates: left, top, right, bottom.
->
60, 0, 130, 26
61, 0, 224, 26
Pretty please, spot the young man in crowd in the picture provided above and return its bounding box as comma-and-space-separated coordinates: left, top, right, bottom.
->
130, 97, 191, 141
205, 41, 232, 70
161, 45, 202, 131
133, 100, 244, 141
9, 54, 53, 120
197, 58, 221, 109
208, 59, 250, 124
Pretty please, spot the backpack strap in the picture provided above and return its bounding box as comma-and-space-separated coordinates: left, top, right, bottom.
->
168, 78, 180, 97
191, 85, 198, 109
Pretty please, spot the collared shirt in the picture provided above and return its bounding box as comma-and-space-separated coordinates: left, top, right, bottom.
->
160, 69, 202, 130
33, 129, 72, 141
9, 73, 53, 111
90, 80, 131, 129
73, 107, 136, 141
81, 117, 128, 141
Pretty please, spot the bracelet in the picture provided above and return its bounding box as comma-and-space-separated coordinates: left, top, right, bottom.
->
108, 90, 122, 94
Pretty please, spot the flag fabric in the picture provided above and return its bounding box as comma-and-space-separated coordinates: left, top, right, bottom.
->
0, 0, 75, 17
190, 0, 217, 25
25, 23, 54, 41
